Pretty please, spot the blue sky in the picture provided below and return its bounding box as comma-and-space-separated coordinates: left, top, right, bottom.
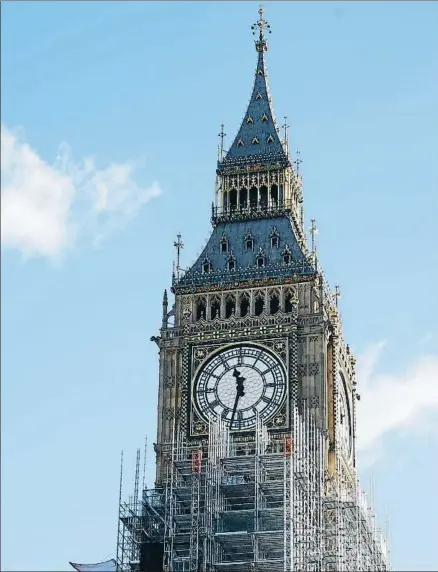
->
1, 1, 437, 570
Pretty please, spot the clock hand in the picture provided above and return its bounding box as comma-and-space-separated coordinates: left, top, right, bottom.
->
230, 368, 246, 429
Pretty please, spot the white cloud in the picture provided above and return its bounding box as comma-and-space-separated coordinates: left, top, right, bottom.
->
1, 124, 161, 260
355, 342, 438, 463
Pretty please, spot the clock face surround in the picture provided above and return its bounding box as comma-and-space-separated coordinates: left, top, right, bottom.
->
193, 343, 287, 431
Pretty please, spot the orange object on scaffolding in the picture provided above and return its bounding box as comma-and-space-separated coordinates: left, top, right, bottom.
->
284, 436, 293, 457
192, 449, 203, 473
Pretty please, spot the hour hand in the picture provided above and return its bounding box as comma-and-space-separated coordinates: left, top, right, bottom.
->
233, 368, 245, 397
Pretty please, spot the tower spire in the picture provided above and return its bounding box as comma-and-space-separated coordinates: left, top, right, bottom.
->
218, 6, 289, 171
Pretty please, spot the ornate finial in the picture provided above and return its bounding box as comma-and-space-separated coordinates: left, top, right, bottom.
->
218, 123, 226, 160
173, 233, 184, 280
294, 149, 302, 176
309, 218, 318, 254
334, 283, 341, 308
282, 116, 289, 150
251, 5, 271, 52
163, 289, 168, 306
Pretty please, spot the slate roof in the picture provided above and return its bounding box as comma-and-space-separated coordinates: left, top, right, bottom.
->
176, 216, 314, 289
218, 43, 290, 171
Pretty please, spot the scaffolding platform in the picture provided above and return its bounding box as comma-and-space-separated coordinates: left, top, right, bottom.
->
117, 408, 390, 572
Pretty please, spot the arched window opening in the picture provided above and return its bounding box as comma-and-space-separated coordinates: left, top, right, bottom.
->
228, 259, 236, 271
225, 297, 235, 318
257, 255, 265, 268
220, 236, 229, 254
255, 295, 265, 316
210, 299, 221, 320
270, 184, 279, 206
240, 188, 248, 210
223, 192, 229, 211
271, 236, 279, 248
240, 295, 250, 317
196, 300, 206, 321
244, 230, 254, 252
249, 187, 258, 209
229, 189, 238, 210
260, 186, 268, 210
270, 294, 280, 314
283, 253, 291, 264
285, 293, 294, 314
202, 257, 211, 274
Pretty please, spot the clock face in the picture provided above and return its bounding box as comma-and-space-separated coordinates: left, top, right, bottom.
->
338, 373, 352, 456
193, 344, 287, 431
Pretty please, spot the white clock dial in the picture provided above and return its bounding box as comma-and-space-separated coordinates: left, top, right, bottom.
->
194, 344, 287, 431
338, 373, 352, 456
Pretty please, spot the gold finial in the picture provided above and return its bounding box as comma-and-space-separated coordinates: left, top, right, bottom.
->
251, 5, 271, 52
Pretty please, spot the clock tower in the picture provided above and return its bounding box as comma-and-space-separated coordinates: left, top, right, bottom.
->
116, 8, 389, 572
154, 7, 356, 488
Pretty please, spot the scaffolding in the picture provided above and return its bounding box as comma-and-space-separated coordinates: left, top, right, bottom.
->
117, 406, 390, 572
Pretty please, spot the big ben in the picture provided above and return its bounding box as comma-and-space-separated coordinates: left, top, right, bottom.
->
115, 7, 390, 572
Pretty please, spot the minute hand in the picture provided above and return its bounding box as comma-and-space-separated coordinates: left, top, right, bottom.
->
230, 368, 246, 429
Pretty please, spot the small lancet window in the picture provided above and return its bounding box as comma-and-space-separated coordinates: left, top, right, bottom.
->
220, 235, 229, 253
257, 69, 264, 76
255, 92, 263, 100
267, 135, 274, 144
237, 139, 244, 147
226, 251, 236, 272
202, 258, 212, 274
282, 244, 292, 264
247, 116, 254, 124
256, 247, 266, 269
270, 226, 280, 249
244, 230, 254, 251
252, 137, 259, 145
261, 113, 269, 122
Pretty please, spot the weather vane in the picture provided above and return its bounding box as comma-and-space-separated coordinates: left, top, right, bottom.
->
251, 5, 271, 51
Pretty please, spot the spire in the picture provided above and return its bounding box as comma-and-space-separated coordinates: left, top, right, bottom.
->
219, 6, 289, 171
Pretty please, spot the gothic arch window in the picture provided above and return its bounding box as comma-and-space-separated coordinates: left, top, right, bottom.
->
237, 139, 244, 147
255, 92, 263, 100
284, 289, 297, 314
239, 292, 250, 317
220, 234, 229, 254
269, 290, 280, 315
267, 134, 274, 144
202, 256, 212, 274
247, 116, 254, 124
270, 226, 280, 249
260, 185, 268, 210
252, 137, 259, 145
195, 297, 207, 321
225, 294, 236, 319
261, 113, 268, 122
244, 230, 254, 252
239, 188, 248, 210
210, 296, 221, 320
226, 251, 236, 272
249, 187, 258, 209
282, 244, 292, 265
256, 247, 266, 269
254, 291, 265, 316
270, 183, 278, 205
